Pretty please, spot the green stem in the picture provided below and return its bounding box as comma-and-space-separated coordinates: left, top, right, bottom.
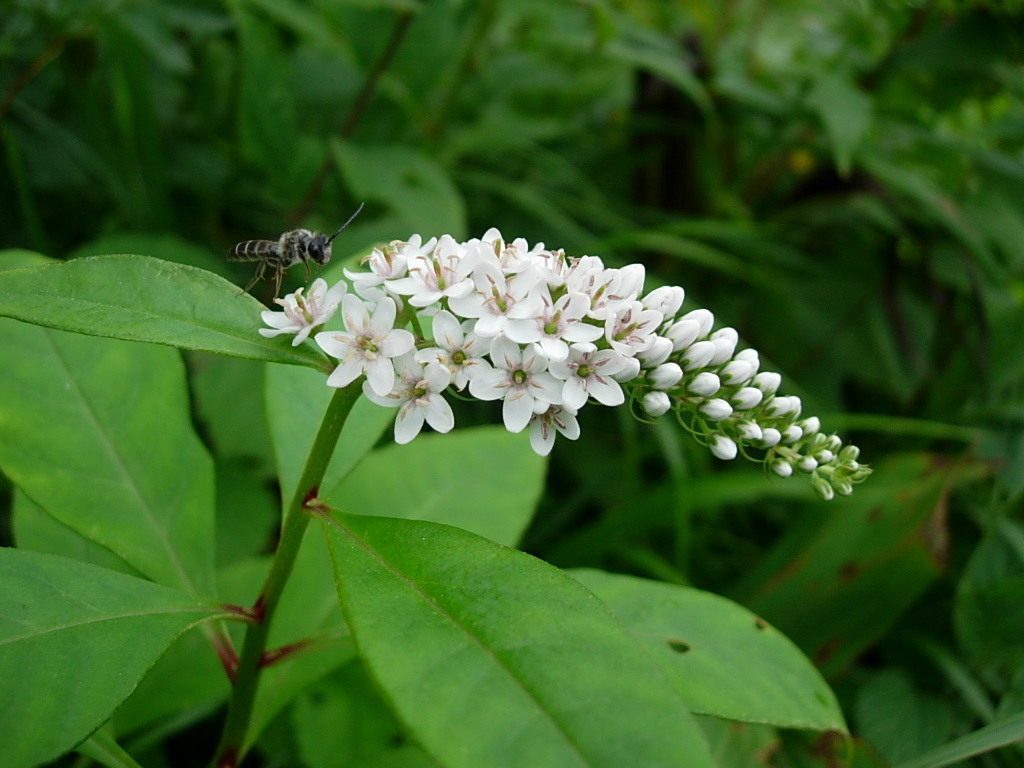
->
212, 383, 363, 768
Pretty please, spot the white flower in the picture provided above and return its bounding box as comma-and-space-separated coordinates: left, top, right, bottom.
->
469, 335, 563, 432
386, 235, 476, 307
315, 295, 415, 396
363, 355, 454, 444
604, 301, 662, 356
504, 289, 602, 362
548, 342, 627, 410
447, 257, 541, 338
736, 420, 763, 441
345, 236, 425, 300
414, 310, 490, 390
259, 278, 346, 346
528, 404, 580, 456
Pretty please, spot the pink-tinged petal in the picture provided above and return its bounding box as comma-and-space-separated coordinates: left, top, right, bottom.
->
364, 357, 397, 396
326, 358, 364, 389
394, 406, 426, 444
553, 408, 580, 440
529, 418, 555, 456
519, 344, 550, 374
588, 376, 625, 407
424, 395, 455, 433
378, 328, 415, 358
503, 392, 534, 433
369, 297, 398, 335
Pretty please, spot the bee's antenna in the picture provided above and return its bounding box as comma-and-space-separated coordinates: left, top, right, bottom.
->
328, 203, 365, 243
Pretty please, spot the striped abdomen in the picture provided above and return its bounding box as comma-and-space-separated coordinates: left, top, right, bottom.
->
227, 239, 283, 263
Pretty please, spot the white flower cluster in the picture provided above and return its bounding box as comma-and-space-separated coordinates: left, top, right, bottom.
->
259, 229, 870, 498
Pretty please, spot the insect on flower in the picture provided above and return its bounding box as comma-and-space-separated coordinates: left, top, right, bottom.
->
228, 203, 364, 297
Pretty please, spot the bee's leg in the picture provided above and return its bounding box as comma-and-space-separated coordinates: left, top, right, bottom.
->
302, 258, 311, 282
239, 261, 265, 295
273, 265, 284, 298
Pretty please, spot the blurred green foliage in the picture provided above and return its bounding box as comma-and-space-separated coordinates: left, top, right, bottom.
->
3, 0, 1024, 765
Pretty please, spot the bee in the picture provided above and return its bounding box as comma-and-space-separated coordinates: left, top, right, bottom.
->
228, 203, 364, 297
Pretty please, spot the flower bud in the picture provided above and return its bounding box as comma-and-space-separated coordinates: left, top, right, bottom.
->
709, 328, 738, 365
797, 456, 818, 472
681, 340, 717, 371
771, 460, 793, 478
839, 444, 860, 463
815, 450, 834, 464
642, 391, 671, 417
752, 372, 781, 396
760, 427, 781, 447
731, 387, 763, 410
700, 398, 733, 421
637, 336, 673, 366
734, 348, 760, 373
720, 359, 755, 385
737, 420, 763, 441
666, 319, 701, 351
783, 425, 803, 443
612, 355, 642, 383
649, 362, 683, 390
812, 475, 835, 501
642, 285, 684, 318
710, 435, 738, 460
687, 372, 721, 397
680, 308, 714, 337
800, 416, 821, 435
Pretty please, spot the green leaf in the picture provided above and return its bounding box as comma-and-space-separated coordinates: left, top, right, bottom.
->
855, 669, 950, 766
0, 320, 216, 595
331, 426, 545, 546
265, 363, 393, 506
0, 548, 227, 768
807, 74, 872, 177
332, 140, 467, 239
892, 712, 1024, 768
735, 453, 959, 677
318, 511, 717, 768
0, 255, 328, 369
570, 569, 846, 732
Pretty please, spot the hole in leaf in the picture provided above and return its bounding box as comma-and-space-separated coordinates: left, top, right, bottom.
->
667, 638, 691, 653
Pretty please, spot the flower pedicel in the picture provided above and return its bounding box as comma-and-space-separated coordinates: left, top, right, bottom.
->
260, 228, 870, 499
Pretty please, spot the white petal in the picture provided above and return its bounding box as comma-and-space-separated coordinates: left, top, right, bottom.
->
423, 395, 455, 433
326, 359, 363, 389
379, 328, 415, 358
588, 376, 624, 407
394, 406, 426, 444
503, 392, 534, 433
364, 356, 397, 396
529, 418, 555, 456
